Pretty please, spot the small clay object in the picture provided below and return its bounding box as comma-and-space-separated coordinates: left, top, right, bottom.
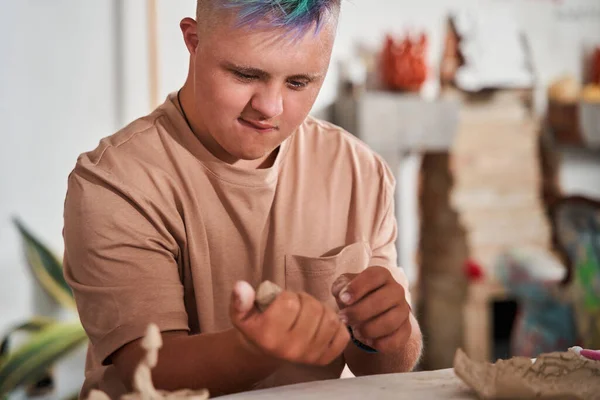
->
453, 347, 600, 400
127, 324, 163, 399
128, 363, 159, 400
255, 280, 283, 312
141, 324, 162, 368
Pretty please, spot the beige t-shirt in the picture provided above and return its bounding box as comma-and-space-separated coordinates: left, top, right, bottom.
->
63, 93, 409, 398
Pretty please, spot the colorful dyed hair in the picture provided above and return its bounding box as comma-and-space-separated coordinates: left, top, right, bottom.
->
198, 0, 340, 35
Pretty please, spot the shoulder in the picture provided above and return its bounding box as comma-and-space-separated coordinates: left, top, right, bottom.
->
66, 107, 182, 213
75, 110, 170, 173
69, 98, 184, 191
294, 116, 395, 190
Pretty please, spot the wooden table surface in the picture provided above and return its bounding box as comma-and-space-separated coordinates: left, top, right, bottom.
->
220, 369, 476, 399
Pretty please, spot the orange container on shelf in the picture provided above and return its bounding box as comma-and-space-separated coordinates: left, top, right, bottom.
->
380, 33, 428, 92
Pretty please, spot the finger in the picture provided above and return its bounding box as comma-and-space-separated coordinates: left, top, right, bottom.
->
337, 266, 390, 306
340, 283, 404, 326
235, 291, 300, 346
309, 308, 344, 363
331, 274, 356, 311
230, 281, 256, 321
354, 305, 410, 340
261, 291, 302, 332
288, 293, 325, 350
317, 319, 351, 365
372, 318, 413, 354
331, 274, 356, 298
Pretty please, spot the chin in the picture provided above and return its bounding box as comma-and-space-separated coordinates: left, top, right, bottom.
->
227, 141, 279, 161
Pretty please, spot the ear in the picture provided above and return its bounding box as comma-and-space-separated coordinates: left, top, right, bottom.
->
180, 17, 199, 55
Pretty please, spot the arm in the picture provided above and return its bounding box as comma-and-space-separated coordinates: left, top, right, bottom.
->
113, 279, 351, 395
334, 162, 422, 375
111, 280, 349, 395
343, 313, 422, 376
333, 267, 423, 376
112, 329, 281, 396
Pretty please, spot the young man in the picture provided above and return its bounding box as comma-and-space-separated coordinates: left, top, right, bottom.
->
63, 0, 422, 398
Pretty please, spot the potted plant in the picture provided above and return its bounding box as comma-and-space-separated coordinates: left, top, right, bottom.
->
0, 219, 87, 399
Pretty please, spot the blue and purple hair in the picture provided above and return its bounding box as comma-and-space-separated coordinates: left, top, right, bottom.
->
200, 0, 341, 35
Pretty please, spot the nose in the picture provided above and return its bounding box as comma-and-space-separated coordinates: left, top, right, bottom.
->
250, 84, 283, 120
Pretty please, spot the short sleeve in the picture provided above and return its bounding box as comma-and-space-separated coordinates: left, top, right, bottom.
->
63, 165, 189, 365
369, 161, 411, 306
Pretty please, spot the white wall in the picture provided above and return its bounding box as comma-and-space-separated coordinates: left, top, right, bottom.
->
0, 1, 120, 322
0, 1, 120, 397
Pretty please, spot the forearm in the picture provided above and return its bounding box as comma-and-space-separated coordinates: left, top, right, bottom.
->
115, 329, 281, 396
344, 314, 422, 376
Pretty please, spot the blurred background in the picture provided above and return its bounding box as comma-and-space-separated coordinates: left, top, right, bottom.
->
1, 0, 599, 398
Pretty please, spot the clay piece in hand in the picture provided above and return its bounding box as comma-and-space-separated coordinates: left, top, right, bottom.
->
453, 347, 600, 399
255, 280, 283, 312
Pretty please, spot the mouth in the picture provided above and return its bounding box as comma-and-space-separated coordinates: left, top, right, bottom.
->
238, 118, 278, 133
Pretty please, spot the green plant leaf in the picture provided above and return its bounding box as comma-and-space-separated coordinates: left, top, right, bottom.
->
13, 218, 75, 310
0, 317, 56, 361
0, 322, 87, 396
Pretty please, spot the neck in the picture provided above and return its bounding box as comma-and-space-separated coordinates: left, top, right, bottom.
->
178, 83, 277, 169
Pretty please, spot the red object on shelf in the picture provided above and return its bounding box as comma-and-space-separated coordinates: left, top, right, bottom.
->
464, 259, 485, 282
592, 47, 600, 85
380, 33, 428, 92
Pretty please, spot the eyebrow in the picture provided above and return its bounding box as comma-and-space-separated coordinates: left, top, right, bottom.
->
221, 61, 322, 82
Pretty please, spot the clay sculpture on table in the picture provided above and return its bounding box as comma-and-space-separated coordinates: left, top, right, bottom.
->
453, 346, 600, 400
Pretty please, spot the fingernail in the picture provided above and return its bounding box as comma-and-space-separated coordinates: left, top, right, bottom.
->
339, 313, 348, 325
234, 281, 254, 312
340, 290, 351, 304
332, 276, 350, 294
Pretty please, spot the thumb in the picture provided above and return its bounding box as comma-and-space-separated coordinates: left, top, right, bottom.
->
230, 281, 256, 322
331, 273, 357, 298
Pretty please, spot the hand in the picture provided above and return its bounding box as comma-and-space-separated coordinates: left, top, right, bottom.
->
230, 281, 350, 366
332, 266, 412, 354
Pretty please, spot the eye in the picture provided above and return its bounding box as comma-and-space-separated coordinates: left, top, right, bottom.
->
287, 80, 309, 90
233, 70, 257, 81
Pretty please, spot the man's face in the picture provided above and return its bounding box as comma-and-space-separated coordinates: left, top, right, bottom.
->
187, 12, 337, 162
